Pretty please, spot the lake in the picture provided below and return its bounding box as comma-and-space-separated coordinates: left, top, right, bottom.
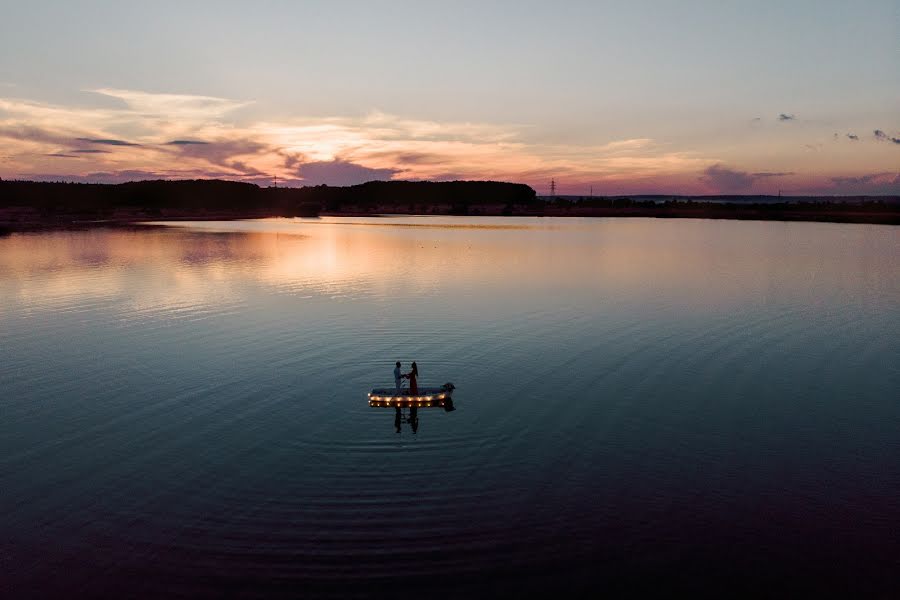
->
1, 216, 898, 597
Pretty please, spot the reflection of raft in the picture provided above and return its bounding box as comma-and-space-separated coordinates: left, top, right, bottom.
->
368, 383, 455, 408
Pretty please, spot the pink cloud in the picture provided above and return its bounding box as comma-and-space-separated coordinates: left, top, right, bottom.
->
294, 159, 399, 186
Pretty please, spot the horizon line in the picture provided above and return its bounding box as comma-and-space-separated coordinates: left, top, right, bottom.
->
3, 177, 900, 199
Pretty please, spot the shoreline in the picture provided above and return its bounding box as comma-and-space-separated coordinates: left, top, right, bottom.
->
323, 204, 900, 225
3, 204, 899, 234
3, 179, 898, 232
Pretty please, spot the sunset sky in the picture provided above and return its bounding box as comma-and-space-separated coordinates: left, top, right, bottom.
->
1, 0, 898, 195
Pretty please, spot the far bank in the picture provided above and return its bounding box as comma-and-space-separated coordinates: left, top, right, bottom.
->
2, 179, 898, 232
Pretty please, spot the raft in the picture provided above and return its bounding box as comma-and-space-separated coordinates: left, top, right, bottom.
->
368, 383, 455, 407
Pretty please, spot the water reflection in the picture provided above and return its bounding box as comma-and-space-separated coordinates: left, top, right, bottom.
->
2, 218, 897, 319
380, 397, 455, 434
1, 216, 898, 597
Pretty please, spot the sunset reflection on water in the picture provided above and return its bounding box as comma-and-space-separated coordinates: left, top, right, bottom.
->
2, 216, 895, 319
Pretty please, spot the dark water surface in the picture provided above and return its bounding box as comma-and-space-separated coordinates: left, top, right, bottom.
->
1, 217, 898, 597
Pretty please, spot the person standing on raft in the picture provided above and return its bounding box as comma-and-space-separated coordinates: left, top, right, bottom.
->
393, 361, 403, 395
404, 362, 419, 395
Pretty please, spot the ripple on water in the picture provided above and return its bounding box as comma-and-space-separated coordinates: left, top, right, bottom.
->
1, 219, 899, 597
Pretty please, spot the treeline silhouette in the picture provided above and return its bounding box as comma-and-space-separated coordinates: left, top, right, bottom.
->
298, 180, 537, 213
543, 195, 900, 224
1, 179, 269, 214
0, 179, 539, 229
550, 195, 898, 211
2, 178, 897, 230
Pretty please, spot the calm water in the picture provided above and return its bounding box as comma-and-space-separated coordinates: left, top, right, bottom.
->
1, 216, 898, 597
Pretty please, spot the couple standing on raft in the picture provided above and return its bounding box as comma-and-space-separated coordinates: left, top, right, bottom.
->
393, 361, 419, 395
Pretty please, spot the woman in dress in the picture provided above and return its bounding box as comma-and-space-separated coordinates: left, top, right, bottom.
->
405, 362, 419, 396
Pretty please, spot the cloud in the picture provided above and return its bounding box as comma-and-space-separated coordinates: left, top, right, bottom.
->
752, 171, 794, 178
874, 129, 900, 144
91, 88, 252, 119
828, 172, 900, 194
21, 168, 238, 184
359, 110, 518, 143
699, 165, 754, 191
0, 124, 71, 145
846, 133, 859, 141
45, 153, 79, 158
0, 99, 121, 137
699, 164, 792, 192
831, 172, 891, 185
227, 160, 264, 176
295, 159, 400, 186
76, 137, 141, 146
165, 138, 270, 175
165, 139, 210, 145
430, 172, 466, 182
72, 148, 110, 153
368, 151, 446, 165
21, 170, 170, 184
280, 151, 303, 170
778, 113, 796, 121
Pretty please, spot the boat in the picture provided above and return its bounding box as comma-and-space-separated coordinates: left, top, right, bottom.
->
368, 382, 456, 408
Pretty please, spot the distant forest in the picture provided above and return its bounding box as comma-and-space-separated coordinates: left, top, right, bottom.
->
1, 178, 898, 230
0, 179, 537, 218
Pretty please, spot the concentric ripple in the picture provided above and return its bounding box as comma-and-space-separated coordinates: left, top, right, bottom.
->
1, 217, 898, 597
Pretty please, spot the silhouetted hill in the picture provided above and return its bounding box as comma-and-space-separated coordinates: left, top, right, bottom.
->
1, 179, 300, 214
0, 179, 538, 230
294, 180, 538, 213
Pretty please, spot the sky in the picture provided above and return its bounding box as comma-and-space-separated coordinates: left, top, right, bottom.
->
1, 0, 898, 195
